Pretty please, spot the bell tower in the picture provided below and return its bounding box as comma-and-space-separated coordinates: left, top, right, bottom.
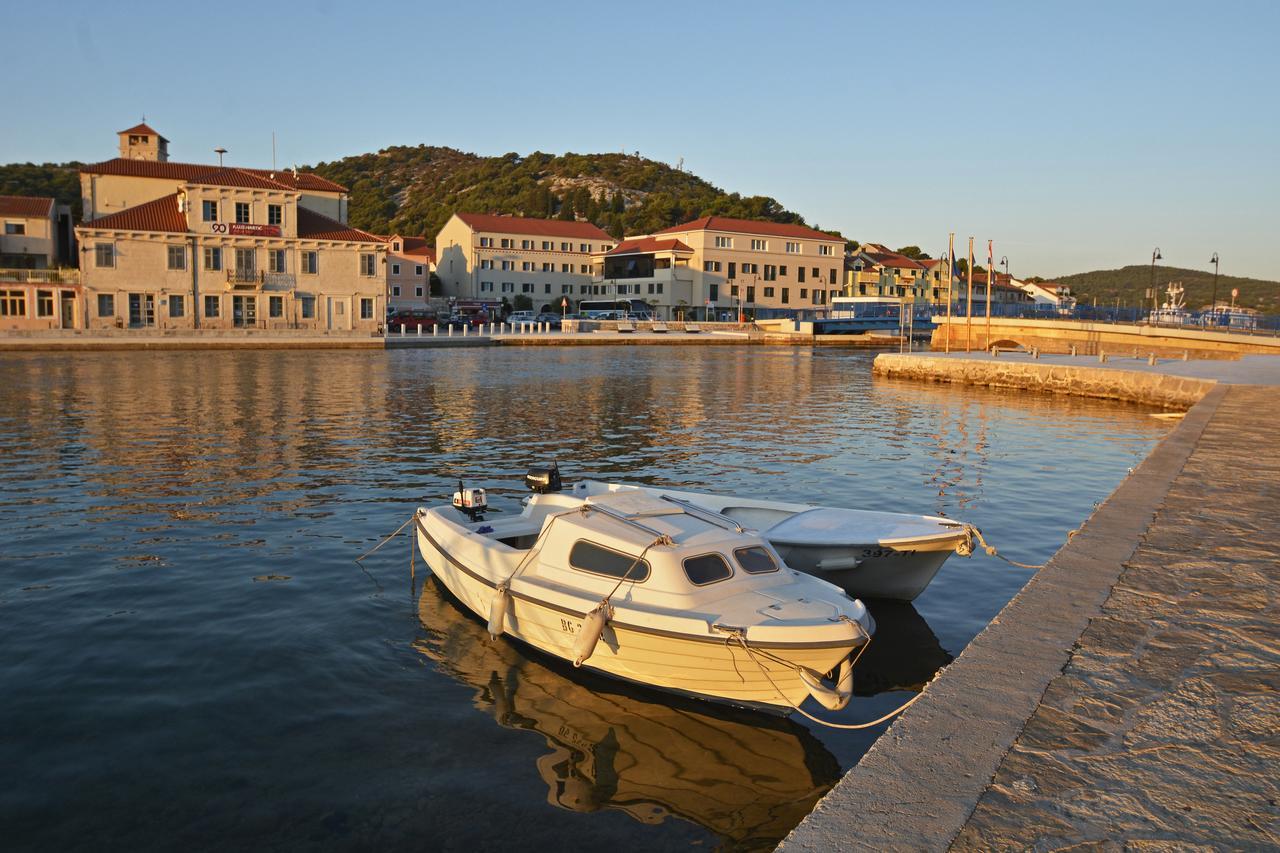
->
117, 121, 169, 162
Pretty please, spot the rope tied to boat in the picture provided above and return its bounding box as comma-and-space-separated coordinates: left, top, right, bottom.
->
355, 512, 419, 563
718, 623, 937, 730
959, 523, 1076, 571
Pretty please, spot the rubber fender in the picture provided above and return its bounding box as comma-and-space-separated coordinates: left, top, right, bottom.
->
799, 655, 854, 711
488, 585, 509, 638
573, 602, 610, 667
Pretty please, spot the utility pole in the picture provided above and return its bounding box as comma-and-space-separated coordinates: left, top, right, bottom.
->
1150, 247, 1162, 313
1209, 252, 1220, 315
945, 232, 955, 354
985, 239, 993, 350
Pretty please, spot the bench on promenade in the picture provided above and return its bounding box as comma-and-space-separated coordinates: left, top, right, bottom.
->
685, 324, 702, 334
616, 321, 636, 333
651, 322, 669, 333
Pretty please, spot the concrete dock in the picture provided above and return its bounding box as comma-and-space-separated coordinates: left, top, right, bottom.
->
782, 354, 1279, 850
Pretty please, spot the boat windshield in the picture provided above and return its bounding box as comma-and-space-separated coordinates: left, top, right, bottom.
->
734, 546, 779, 574
568, 540, 651, 582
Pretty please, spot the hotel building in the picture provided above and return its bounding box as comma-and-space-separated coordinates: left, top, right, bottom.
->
434, 213, 614, 309
75, 124, 385, 331
594, 216, 846, 319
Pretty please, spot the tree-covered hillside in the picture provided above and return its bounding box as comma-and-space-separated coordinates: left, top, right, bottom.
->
309, 145, 819, 241
0, 162, 84, 220
1055, 265, 1278, 313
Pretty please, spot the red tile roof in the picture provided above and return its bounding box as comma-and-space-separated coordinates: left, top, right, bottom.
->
605, 237, 694, 256
0, 195, 55, 217
862, 251, 925, 271
82, 194, 188, 234
296, 207, 383, 243
653, 215, 843, 243
118, 122, 169, 142
81, 158, 348, 193
396, 237, 435, 261
185, 168, 295, 191
455, 212, 612, 240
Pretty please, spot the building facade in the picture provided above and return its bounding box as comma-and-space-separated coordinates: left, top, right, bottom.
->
594, 216, 845, 319
844, 246, 929, 301
435, 213, 614, 310
386, 235, 435, 311
1, 195, 81, 331
74, 124, 384, 332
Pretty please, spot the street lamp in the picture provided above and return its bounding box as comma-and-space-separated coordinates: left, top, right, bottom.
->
1149, 247, 1162, 312
1209, 252, 1220, 315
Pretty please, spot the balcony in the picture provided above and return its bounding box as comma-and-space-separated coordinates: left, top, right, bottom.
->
226, 269, 259, 285
0, 268, 79, 284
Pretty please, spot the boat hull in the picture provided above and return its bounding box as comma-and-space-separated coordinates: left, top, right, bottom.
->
415, 520, 856, 711
769, 540, 956, 602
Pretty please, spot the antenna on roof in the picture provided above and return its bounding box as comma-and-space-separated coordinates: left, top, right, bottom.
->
214, 147, 227, 167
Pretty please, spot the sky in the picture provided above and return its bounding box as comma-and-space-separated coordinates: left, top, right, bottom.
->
3, 0, 1277, 279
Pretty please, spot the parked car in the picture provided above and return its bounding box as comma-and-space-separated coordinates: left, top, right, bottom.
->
506, 310, 536, 325
387, 309, 435, 332
533, 312, 562, 328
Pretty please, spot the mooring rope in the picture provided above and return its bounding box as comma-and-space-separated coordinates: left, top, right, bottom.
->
961, 524, 1080, 571
355, 514, 416, 563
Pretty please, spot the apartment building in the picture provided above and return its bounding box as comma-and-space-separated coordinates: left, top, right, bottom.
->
0, 195, 82, 331
435, 213, 614, 309
1, 195, 72, 269
594, 216, 845, 319
845, 245, 929, 301
75, 125, 385, 331
386, 235, 435, 310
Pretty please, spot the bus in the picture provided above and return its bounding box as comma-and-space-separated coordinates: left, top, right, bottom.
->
577, 298, 651, 318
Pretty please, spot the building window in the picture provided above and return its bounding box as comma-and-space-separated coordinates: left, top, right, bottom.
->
235, 202, 251, 224
4, 222, 25, 235
800, 288, 808, 299
268, 204, 283, 226
521, 239, 532, 250
746, 286, 755, 302
392, 285, 401, 297
166, 294, 184, 317
730, 284, 739, 297
235, 248, 255, 274
561, 263, 571, 273
541, 241, 552, 250
656, 283, 663, 294
779, 266, 787, 277
751, 239, 767, 251
763, 287, 775, 298
500, 238, 512, 249
480, 237, 492, 248
204, 247, 222, 270
415, 265, 423, 275
714, 236, 732, 248
541, 262, 552, 272
522, 283, 534, 293
785, 241, 800, 253
269, 295, 283, 318
501, 282, 514, 293
798, 266, 805, 283
360, 254, 376, 276
480, 281, 494, 292
560, 242, 570, 251
94, 243, 114, 268
830, 268, 837, 284
202, 200, 218, 222
265, 249, 284, 273
763, 265, 777, 281
301, 296, 315, 318
781, 288, 789, 304
544, 283, 551, 294
708, 283, 719, 302
204, 295, 220, 317
301, 251, 318, 274
360, 298, 374, 319
703, 260, 721, 272
167, 245, 185, 270
391, 263, 400, 275
579, 243, 589, 252
500, 260, 513, 271
812, 267, 819, 279
579, 264, 588, 274
415, 286, 423, 297
480, 259, 493, 270
96, 294, 113, 317
521, 261, 533, 272
33, 289, 53, 317
819, 245, 833, 256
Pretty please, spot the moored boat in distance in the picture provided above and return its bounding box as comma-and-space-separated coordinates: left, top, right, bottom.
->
568, 479, 972, 601
415, 474, 875, 713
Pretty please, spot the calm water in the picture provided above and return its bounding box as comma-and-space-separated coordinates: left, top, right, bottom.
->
0, 346, 1168, 851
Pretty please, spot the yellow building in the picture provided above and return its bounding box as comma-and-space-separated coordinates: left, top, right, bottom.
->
0, 195, 81, 331
845, 246, 929, 301
75, 124, 384, 331
595, 216, 845, 319
386, 235, 435, 311
435, 213, 614, 310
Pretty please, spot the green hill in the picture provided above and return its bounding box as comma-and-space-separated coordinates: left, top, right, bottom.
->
1055, 265, 1278, 313
0, 162, 84, 220
309, 145, 818, 241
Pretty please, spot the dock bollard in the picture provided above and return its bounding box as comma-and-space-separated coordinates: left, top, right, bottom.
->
432, 325, 437, 337
1099, 350, 1108, 363
1070, 344, 1078, 357
1032, 347, 1040, 359
448, 325, 453, 337
1148, 352, 1157, 365
991, 346, 999, 357
463, 324, 468, 337
416, 324, 422, 336
400, 326, 405, 337
1182, 350, 1189, 361
1133, 347, 1139, 359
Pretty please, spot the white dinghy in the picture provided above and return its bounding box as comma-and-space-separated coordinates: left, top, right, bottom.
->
415, 473, 875, 713
567, 480, 973, 602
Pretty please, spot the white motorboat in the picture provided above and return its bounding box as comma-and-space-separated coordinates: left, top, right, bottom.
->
414, 471, 874, 713
568, 480, 972, 602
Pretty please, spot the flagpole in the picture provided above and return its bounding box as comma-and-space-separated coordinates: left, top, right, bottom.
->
945, 232, 954, 353
985, 239, 993, 351
965, 236, 974, 352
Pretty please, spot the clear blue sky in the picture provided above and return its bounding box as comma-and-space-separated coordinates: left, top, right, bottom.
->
5, 0, 1277, 279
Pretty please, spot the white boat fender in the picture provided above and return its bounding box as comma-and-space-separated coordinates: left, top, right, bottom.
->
799, 655, 855, 711
573, 600, 612, 667
815, 556, 862, 572
488, 584, 509, 638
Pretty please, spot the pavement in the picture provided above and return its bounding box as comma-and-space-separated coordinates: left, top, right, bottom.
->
782, 375, 1280, 849
923, 349, 1280, 386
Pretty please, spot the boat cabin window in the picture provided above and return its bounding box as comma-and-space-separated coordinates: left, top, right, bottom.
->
734, 546, 779, 574
569, 540, 651, 582
682, 553, 733, 586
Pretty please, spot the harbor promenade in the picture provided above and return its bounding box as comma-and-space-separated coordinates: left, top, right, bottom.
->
782, 355, 1280, 850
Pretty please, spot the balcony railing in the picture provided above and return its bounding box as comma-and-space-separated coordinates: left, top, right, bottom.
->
262, 273, 296, 289
226, 269, 259, 284
0, 268, 80, 284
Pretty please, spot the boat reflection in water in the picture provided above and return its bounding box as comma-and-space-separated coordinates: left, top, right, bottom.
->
413, 576, 955, 848
414, 576, 839, 848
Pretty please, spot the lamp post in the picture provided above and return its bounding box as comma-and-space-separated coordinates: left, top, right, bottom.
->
1209, 252, 1220, 315
1149, 247, 1162, 313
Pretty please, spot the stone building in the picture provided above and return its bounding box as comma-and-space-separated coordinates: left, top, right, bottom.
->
386, 235, 435, 311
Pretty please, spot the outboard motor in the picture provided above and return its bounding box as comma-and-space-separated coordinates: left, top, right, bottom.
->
452, 479, 488, 522
525, 463, 563, 495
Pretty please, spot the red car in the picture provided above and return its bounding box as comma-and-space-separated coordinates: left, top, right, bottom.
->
387, 309, 435, 332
